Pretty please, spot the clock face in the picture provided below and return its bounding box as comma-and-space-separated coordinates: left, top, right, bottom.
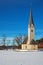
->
31, 30, 33, 32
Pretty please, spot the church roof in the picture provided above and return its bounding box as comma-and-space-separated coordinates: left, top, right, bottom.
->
29, 8, 34, 27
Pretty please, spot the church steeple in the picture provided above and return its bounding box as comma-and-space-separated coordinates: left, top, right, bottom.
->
28, 8, 34, 44
29, 8, 34, 27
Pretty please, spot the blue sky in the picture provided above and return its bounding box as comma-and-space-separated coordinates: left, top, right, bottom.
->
0, 0, 43, 40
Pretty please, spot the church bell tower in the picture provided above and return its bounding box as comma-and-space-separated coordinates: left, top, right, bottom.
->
28, 8, 34, 44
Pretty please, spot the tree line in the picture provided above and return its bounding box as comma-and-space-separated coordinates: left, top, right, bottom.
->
0, 34, 43, 50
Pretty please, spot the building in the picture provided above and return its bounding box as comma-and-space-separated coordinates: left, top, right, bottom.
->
21, 8, 38, 50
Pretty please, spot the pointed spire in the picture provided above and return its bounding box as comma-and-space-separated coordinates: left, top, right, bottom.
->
29, 8, 34, 27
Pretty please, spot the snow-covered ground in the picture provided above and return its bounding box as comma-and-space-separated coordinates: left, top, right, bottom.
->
0, 50, 43, 65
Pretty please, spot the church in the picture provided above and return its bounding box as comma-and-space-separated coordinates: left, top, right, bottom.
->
21, 8, 38, 50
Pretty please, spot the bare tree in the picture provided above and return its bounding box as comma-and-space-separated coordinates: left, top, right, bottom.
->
13, 38, 15, 46
15, 34, 22, 46
7, 40, 10, 46
1, 34, 7, 49
19, 34, 22, 44
2, 34, 6, 46
22, 35, 28, 44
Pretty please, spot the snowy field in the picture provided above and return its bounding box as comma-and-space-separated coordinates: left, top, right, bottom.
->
0, 50, 43, 65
